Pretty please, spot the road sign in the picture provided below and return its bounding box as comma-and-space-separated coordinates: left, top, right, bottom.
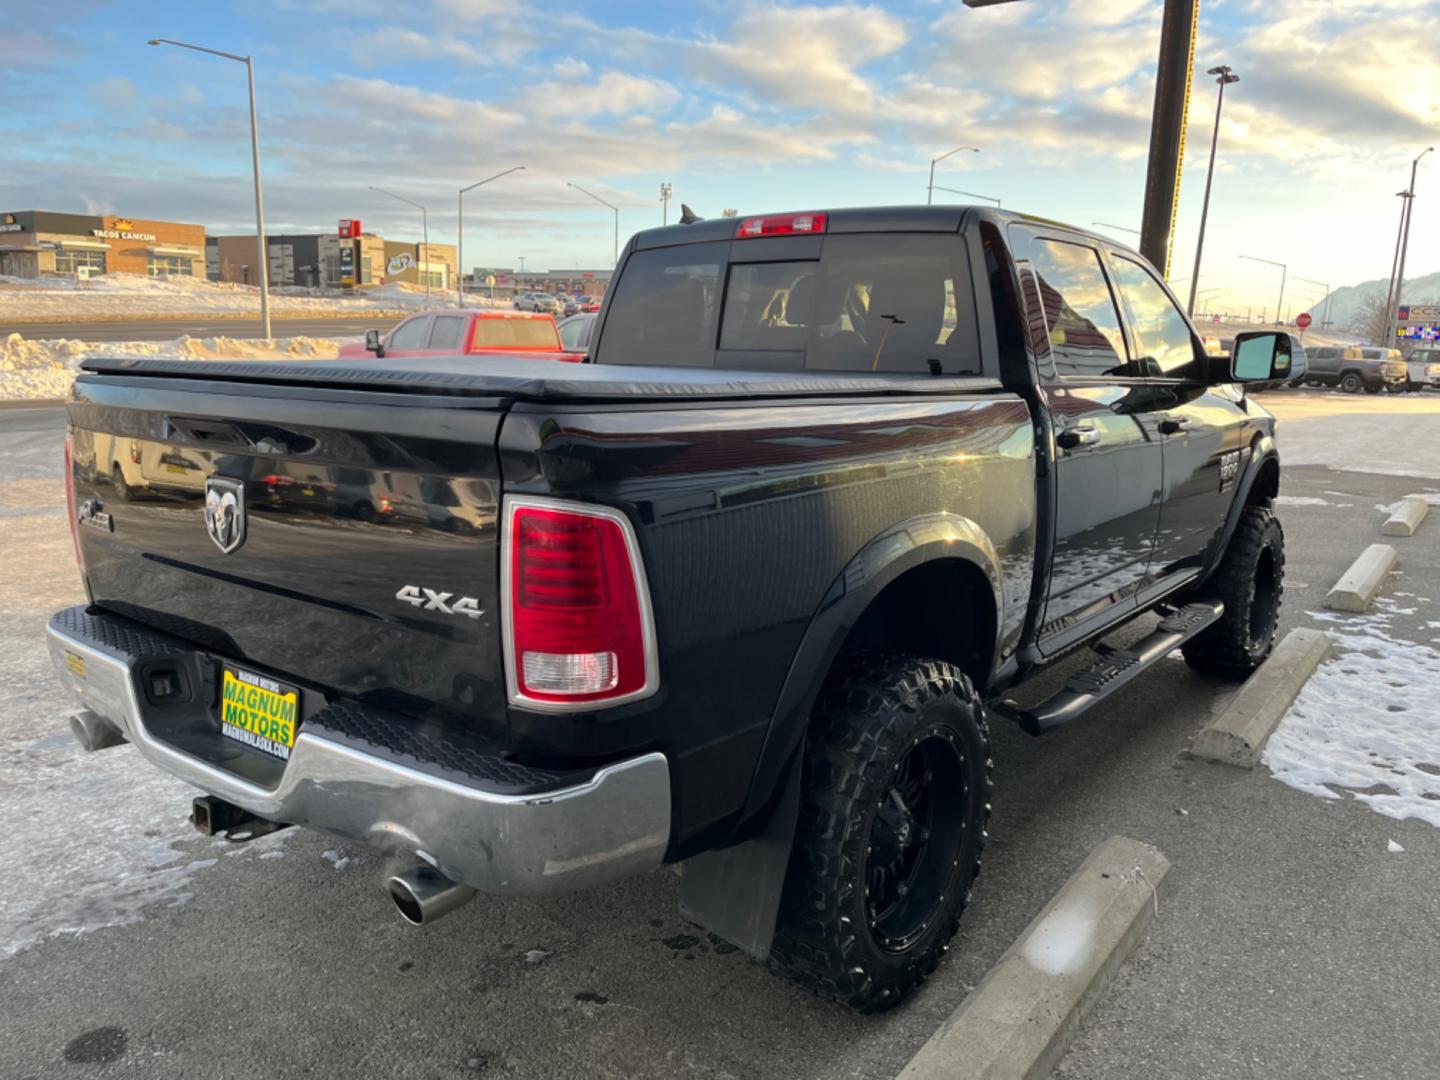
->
1295, 312, 1312, 329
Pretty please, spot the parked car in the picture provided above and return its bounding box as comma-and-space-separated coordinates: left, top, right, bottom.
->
577, 294, 601, 313
336, 309, 572, 361
556, 312, 596, 354
1403, 347, 1440, 390
517, 292, 561, 315
1301, 344, 1406, 393
562, 296, 583, 318
50, 205, 1291, 1013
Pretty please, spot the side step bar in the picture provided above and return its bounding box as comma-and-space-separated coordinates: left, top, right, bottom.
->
998, 600, 1225, 736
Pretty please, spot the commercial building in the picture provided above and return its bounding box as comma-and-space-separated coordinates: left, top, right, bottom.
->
0, 210, 205, 279
208, 233, 456, 290
466, 267, 612, 302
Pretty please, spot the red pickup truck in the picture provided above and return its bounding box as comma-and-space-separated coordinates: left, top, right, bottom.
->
339, 309, 574, 361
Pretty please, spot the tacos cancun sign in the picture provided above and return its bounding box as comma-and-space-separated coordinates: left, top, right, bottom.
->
92, 219, 157, 242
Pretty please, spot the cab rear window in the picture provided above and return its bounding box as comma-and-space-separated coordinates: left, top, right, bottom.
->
472, 318, 561, 350
595, 234, 979, 374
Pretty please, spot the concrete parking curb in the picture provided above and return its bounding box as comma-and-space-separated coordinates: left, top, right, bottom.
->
898, 836, 1170, 1080
1381, 497, 1429, 537
1190, 628, 1332, 768
1324, 543, 1398, 612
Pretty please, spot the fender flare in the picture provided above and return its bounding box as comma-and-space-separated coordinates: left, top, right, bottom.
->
1198, 433, 1279, 587
735, 511, 1005, 833
678, 512, 1006, 960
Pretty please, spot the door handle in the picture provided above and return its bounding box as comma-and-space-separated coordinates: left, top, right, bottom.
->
1056, 423, 1100, 450
1159, 416, 1191, 435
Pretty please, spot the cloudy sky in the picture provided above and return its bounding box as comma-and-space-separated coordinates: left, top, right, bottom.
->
4, 0, 1437, 316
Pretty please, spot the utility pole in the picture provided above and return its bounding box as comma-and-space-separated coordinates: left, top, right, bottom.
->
1187, 65, 1239, 315
1139, 0, 1199, 277
1240, 254, 1286, 328
1389, 147, 1433, 345
660, 182, 673, 225
1295, 277, 1330, 329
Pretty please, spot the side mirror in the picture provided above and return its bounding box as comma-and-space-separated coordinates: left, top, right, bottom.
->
365, 329, 385, 358
1230, 331, 1294, 383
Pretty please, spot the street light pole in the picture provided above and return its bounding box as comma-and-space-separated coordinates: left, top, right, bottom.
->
660, 182, 673, 225
457, 165, 525, 307
567, 181, 620, 265
370, 186, 429, 300
147, 38, 271, 338
927, 146, 980, 205
1187, 65, 1240, 316
1389, 146, 1433, 345
1294, 277, 1331, 328
1240, 254, 1287, 327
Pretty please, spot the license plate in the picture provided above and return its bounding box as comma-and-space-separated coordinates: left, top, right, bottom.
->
220, 665, 300, 760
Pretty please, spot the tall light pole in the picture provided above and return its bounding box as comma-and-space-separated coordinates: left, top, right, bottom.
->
931, 185, 1000, 207
457, 165, 525, 307
1187, 65, 1240, 316
1389, 146, 1433, 345
927, 146, 980, 205
660, 182, 673, 225
1240, 254, 1286, 327
1294, 276, 1331, 328
371, 186, 429, 300
567, 182, 619, 265
148, 38, 270, 338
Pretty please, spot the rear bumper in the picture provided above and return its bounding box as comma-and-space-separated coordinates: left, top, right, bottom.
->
46, 605, 671, 896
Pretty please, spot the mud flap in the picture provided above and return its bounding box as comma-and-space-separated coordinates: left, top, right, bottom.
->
677, 750, 802, 962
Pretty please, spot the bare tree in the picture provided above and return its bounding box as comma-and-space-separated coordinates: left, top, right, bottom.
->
1350, 292, 1390, 345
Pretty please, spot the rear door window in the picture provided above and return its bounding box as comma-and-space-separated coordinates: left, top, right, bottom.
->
388, 316, 432, 350
428, 316, 465, 351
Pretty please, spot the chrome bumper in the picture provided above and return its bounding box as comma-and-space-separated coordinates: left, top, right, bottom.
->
46, 608, 671, 896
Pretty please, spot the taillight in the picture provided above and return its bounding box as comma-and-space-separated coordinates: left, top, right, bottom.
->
502, 497, 657, 710
64, 432, 83, 568
735, 212, 827, 238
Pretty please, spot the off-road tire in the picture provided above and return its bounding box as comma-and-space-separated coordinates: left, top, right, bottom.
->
1339, 372, 1362, 393
1364, 383, 1382, 395
1183, 505, 1285, 679
769, 653, 991, 1013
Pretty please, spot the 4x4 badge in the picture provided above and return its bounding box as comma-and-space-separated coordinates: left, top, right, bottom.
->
204, 477, 247, 553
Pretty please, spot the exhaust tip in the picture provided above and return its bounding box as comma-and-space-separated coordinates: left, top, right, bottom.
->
68, 709, 125, 753
388, 864, 476, 926
388, 875, 426, 925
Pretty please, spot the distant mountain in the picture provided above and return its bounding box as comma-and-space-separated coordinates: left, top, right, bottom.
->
1303, 269, 1440, 329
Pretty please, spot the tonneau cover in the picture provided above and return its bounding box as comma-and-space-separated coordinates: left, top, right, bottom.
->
78, 354, 1004, 402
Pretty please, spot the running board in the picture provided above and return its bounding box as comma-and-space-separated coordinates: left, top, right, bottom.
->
997, 600, 1224, 736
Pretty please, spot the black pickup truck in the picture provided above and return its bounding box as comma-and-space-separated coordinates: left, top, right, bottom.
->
49, 206, 1294, 1011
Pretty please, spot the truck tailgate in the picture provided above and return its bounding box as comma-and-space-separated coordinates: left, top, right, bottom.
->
67, 376, 508, 733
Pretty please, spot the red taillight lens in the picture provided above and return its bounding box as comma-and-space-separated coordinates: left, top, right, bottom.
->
503, 499, 656, 709
735, 212, 827, 239
64, 432, 83, 568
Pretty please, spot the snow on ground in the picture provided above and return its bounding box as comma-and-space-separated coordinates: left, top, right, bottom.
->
0, 272, 502, 320
1263, 597, 1440, 830
1, 332, 352, 400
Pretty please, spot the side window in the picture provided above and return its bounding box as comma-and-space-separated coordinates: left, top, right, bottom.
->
1110, 257, 1200, 378
558, 317, 590, 350
428, 316, 465, 351
592, 243, 725, 367
806, 233, 978, 374
388, 316, 431, 350
1028, 239, 1129, 378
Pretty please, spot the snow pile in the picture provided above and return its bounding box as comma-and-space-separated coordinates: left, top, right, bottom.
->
0, 271, 474, 319
1, 332, 349, 400
1263, 600, 1440, 829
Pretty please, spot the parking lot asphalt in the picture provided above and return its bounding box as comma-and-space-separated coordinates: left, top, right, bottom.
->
2, 394, 1438, 1079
